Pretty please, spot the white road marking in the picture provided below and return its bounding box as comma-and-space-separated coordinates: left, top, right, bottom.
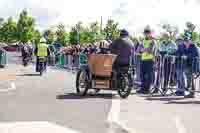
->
107, 96, 137, 133
174, 116, 187, 133
107, 99, 120, 123
8, 82, 16, 90
0, 121, 81, 133
0, 82, 16, 92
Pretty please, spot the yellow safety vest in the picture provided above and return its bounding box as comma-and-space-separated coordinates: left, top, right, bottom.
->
141, 39, 154, 60
37, 43, 48, 57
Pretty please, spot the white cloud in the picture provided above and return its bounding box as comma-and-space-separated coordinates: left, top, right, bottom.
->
0, 0, 200, 35
0, 0, 113, 31
113, 0, 200, 35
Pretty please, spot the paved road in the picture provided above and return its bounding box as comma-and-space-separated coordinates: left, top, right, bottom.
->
0, 52, 200, 133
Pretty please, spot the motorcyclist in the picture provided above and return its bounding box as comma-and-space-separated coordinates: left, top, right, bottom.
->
21, 43, 32, 66
110, 29, 134, 87
34, 38, 50, 73
27, 41, 33, 61
110, 29, 134, 68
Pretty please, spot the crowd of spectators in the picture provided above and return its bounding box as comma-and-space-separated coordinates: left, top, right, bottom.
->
59, 40, 111, 56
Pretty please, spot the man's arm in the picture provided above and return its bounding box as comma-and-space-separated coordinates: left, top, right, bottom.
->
143, 42, 155, 53
47, 48, 51, 56
176, 44, 183, 57
34, 47, 38, 56
110, 41, 119, 55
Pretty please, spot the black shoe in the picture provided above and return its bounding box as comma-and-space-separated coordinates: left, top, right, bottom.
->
184, 93, 195, 98
136, 89, 145, 94
143, 90, 150, 94
175, 91, 185, 96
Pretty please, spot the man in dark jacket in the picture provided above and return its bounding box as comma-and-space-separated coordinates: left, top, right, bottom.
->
110, 29, 134, 68
110, 29, 134, 89
175, 35, 199, 98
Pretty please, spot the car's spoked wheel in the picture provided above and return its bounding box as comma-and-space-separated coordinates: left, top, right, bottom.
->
76, 70, 88, 96
118, 75, 132, 99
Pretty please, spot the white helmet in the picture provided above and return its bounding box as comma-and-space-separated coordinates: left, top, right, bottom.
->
40, 37, 46, 43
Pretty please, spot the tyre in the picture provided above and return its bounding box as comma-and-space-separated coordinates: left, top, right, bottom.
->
0, 65, 5, 68
118, 74, 132, 99
76, 70, 88, 96
23, 60, 28, 67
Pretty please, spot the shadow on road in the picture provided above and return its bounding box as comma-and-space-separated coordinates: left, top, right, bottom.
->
56, 93, 119, 100
139, 94, 173, 98
166, 100, 200, 104
16, 73, 40, 77
49, 66, 78, 73
145, 97, 185, 102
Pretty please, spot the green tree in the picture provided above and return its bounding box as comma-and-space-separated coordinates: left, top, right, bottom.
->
0, 18, 4, 42
0, 17, 17, 43
0, 18, 4, 27
89, 21, 104, 42
55, 24, 68, 45
161, 23, 179, 40
17, 9, 35, 44
43, 29, 54, 44
69, 22, 84, 45
69, 27, 79, 45
104, 19, 120, 41
32, 30, 41, 44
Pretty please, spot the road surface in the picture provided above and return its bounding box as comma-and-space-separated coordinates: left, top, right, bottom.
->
0, 52, 200, 133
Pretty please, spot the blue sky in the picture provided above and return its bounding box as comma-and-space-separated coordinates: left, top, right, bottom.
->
0, 0, 200, 35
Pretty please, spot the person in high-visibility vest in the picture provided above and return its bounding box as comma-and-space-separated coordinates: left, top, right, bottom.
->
34, 38, 50, 72
137, 26, 156, 94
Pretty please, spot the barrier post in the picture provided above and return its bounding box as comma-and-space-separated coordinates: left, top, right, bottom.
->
64, 54, 68, 68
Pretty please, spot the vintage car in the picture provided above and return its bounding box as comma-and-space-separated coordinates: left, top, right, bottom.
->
76, 54, 133, 98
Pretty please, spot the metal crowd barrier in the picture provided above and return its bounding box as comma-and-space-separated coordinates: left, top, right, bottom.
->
133, 54, 142, 89
47, 54, 56, 66
150, 55, 177, 96
57, 53, 80, 71
132, 53, 200, 96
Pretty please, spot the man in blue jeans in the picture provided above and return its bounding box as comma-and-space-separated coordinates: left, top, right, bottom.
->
175, 34, 199, 98
138, 26, 156, 94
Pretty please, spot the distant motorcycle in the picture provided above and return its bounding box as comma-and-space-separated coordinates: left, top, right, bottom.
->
22, 45, 33, 67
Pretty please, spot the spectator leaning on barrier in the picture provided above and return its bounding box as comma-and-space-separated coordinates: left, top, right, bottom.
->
157, 32, 177, 90
175, 34, 199, 98
159, 33, 177, 55
137, 26, 156, 94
